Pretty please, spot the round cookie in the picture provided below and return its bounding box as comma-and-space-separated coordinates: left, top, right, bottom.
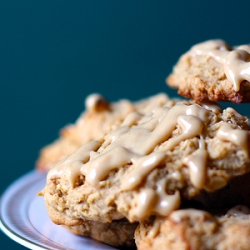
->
36, 93, 172, 171
135, 206, 250, 250
167, 39, 250, 103
45, 201, 138, 247
40, 100, 250, 247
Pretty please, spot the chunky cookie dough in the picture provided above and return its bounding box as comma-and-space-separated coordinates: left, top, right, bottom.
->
135, 206, 250, 250
40, 99, 250, 247
36, 93, 173, 171
167, 39, 250, 103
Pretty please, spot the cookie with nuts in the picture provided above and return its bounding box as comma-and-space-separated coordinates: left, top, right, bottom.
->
39, 99, 250, 247
167, 39, 250, 103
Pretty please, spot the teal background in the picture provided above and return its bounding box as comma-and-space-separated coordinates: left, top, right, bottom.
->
1, 1, 250, 249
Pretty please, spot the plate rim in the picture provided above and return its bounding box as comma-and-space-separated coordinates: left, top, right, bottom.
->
0, 170, 119, 250
0, 170, 73, 250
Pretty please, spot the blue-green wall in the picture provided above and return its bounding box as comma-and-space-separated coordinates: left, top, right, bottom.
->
1, 1, 250, 249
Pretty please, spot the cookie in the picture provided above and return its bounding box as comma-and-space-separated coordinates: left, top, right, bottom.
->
36, 93, 172, 171
45, 202, 137, 247
135, 206, 250, 250
166, 39, 250, 103
40, 100, 250, 247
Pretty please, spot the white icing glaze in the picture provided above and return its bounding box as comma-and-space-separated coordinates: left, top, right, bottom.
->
216, 122, 248, 157
47, 140, 101, 186
170, 209, 213, 222
121, 152, 166, 190
129, 182, 180, 221
47, 99, 249, 220
201, 101, 222, 112
183, 148, 208, 189
82, 146, 139, 186
188, 39, 250, 91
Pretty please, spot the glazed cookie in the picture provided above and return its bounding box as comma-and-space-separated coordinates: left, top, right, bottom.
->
167, 39, 250, 103
135, 206, 250, 250
36, 93, 173, 171
40, 100, 250, 247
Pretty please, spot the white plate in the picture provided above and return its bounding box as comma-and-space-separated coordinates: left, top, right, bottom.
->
0, 170, 119, 250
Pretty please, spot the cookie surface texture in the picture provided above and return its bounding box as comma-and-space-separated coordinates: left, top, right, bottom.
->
36, 93, 171, 171
40, 99, 250, 247
167, 39, 250, 103
135, 206, 250, 250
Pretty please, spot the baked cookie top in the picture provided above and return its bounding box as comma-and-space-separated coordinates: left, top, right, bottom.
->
167, 39, 250, 103
40, 99, 250, 225
36, 93, 172, 171
135, 205, 250, 250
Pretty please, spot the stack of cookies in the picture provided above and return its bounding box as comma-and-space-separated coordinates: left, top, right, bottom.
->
39, 39, 250, 249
